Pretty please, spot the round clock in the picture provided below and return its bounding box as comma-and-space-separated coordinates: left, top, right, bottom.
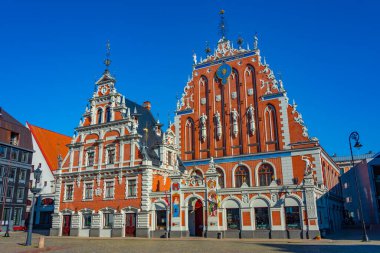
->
216, 63, 232, 84
101, 86, 108, 94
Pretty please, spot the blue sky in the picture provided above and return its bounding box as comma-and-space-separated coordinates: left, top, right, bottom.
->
1, 0, 379, 156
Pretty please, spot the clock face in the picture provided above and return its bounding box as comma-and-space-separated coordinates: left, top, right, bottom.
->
101, 86, 108, 95
216, 63, 232, 85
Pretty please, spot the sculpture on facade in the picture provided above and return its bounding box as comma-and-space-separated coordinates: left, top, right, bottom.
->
247, 104, 255, 135
214, 111, 222, 140
231, 108, 239, 137
200, 113, 207, 141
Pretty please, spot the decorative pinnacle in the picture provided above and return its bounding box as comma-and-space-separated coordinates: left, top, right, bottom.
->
219, 10, 226, 39
104, 40, 111, 70
205, 41, 211, 55
237, 35, 243, 48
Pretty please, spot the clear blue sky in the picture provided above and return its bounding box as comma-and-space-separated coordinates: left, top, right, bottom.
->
1, 0, 379, 156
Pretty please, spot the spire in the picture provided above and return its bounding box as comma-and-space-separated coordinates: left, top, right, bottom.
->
254, 33, 258, 50
104, 40, 111, 71
219, 10, 226, 40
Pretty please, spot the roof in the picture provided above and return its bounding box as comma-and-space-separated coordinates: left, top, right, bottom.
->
332, 152, 378, 163
27, 123, 71, 171
0, 107, 33, 150
125, 98, 162, 165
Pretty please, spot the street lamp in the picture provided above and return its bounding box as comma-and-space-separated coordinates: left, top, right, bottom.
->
348, 131, 369, 242
25, 165, 42, 246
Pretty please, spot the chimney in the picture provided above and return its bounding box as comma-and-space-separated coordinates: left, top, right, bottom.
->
143, 101, 151, 111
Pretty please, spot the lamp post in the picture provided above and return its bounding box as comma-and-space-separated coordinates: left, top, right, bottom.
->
348, 131, 369, 242
25, 165, 42, 246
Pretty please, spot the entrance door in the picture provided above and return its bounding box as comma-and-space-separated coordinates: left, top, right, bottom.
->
125, 213, 136, 237
62, 215, 71, 236
194, 199, 203, 237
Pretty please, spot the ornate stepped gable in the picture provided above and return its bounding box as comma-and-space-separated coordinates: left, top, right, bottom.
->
175, 35, 318, 161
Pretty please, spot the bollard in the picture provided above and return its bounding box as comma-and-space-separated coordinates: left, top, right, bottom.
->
38, 236, 45, 249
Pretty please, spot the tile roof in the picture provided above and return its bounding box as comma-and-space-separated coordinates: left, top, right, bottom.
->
27, 123, 71, 171
332, 152, 378, 162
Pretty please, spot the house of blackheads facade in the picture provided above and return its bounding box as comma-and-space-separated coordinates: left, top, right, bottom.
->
50, 34, 343, 239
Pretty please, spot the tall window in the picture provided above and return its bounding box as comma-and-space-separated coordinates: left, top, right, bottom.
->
21, 152, 29, 163
285, 206, 301, 229
6, 186, 14, 199
87, 151, 95, 166
84, 183, 93, 200
255, 207, 269, 229
83, 213, 92, 228
10, 148, 18, 160
264, 105, 279, 148
103, 212, 114, 228
107, 148, 115, 164
226, 208, 240, 230
156, 210, 166, 230
235, 166, 250, 187
97, 109, 103, 124
105, 107, 111, 122
127, 179, 137, 197
185, 118, 195, 157
19, 169, 26, 181
65, 184, 73, 200
17, 188, 24, 199
216, 168, 225, 188
8, 168, 16, 180
14, 208, 22, 226
105, 181, 114, 199
0, 146, 6, 158
258, 163, 274, 186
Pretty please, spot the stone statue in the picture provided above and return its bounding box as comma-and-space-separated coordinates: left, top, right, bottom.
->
193, 52, 197, 65
254, 34, 259, 50
302, 156, 313, 176
215, 111, 222, 140
247, 104, 255, 135
231, 109, 239, 137
200, 113, 207, 141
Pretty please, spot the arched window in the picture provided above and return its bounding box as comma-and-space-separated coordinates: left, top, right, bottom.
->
216, 168, 224, 188
235, 166, 250, 187
97, 109, 103, 124
264, 105, 279, 149
185, 118, 195, 158
258, 163, 274, 186
105, 107, 111, 122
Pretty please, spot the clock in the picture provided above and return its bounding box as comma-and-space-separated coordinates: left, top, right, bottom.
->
216, 63, 232, 85
101, 86, 108, 95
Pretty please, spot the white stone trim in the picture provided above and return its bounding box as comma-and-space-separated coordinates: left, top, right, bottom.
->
232, 162, 253, 187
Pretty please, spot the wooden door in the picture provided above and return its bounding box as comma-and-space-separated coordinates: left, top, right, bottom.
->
125, 213, 136, 237
194, 200, 203, 237
62, 215, 71, 236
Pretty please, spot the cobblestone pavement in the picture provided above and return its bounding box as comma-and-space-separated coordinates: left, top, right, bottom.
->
0, 231, 379, 253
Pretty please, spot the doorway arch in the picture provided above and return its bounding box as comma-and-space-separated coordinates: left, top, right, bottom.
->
188, 198, 204, 237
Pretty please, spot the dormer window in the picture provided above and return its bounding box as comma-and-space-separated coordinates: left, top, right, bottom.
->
10, 132, 19, 146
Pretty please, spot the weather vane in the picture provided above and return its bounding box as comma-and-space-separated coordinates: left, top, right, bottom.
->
219, 10, 226, 39
104, 40, 111, 70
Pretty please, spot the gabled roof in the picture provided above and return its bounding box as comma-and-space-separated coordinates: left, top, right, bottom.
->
95, 69, 116, 85
27, 123, 71, 171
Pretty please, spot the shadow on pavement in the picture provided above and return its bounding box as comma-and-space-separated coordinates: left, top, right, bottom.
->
256, 243, 380, 253
324, 228, 380, 241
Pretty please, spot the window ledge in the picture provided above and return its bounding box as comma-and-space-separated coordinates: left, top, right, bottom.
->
103, 198, 115, 200
63, 200, 74, 203
82, 199, 93, 202
125, 196, 138, 199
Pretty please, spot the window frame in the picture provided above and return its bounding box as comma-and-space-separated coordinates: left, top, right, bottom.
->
254, 207, 270, 230
285, 206, 301, 230
104, 179, 115, 199
83, 182, 94, 200
126, 177, 138, 198
86, 150, 95, 167
0, 146, 7, 158
258, 163, 274, 186
226, 208, 241, 230
103, 212, 114, 229
234, 166, 250, 187
10, 148, 19, 160
64, 183, 74, 201
17, 187, 24, 199
82, 212, 92, 229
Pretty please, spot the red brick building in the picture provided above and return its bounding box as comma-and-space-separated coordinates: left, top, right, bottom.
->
170, 33, 343, 238
51, 30, 343, 239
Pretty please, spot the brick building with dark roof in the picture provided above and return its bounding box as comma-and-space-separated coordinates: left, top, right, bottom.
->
0, 107, 33, 232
